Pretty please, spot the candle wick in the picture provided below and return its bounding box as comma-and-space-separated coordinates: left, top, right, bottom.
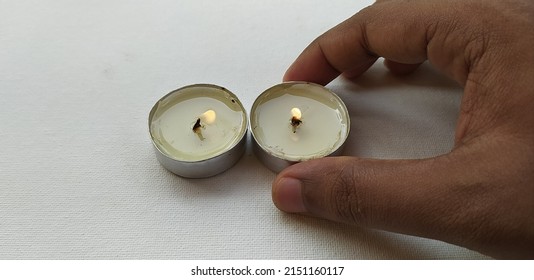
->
290, 117, 302, 133
193, 118, 205, 140
193, 118, 202, 132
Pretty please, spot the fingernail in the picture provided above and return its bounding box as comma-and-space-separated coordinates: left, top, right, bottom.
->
273, 177, 306, 213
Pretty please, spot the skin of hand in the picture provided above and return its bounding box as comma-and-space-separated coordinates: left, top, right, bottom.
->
272, 0, 534, 259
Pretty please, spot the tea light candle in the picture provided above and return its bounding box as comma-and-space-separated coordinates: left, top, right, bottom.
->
149, 84, 247, 178
250, 82, 350, 173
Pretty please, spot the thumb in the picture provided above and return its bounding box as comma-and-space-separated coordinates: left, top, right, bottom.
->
272, 154, 481, 246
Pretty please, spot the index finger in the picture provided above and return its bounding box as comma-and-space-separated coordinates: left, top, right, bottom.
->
283, 1, 450, 85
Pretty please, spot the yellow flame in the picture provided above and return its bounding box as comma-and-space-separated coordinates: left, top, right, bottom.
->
199, 110, 216, 125
291, 107, 301, 120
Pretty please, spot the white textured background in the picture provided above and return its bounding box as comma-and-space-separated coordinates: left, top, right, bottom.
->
0, 0, 489, 259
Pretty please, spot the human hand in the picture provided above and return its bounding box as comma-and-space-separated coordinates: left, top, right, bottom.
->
272, 0, 534, 259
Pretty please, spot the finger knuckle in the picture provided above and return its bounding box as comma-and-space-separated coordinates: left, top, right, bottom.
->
328, 162, 369, 225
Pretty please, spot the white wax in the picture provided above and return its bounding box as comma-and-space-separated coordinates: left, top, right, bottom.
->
150, 85, 246, 162
251, 83, 350, 161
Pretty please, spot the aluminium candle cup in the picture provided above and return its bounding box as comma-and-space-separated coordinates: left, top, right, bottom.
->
149, 84, 247, 178
250, 82, 350, 173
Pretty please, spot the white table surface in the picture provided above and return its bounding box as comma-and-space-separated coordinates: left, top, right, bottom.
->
0, 0, 489, 259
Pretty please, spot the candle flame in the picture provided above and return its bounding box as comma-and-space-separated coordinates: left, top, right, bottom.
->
199, 109, 216, 125
193, 110, 215, 141
291, 107, 301, 120
290, 107, 302, 133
